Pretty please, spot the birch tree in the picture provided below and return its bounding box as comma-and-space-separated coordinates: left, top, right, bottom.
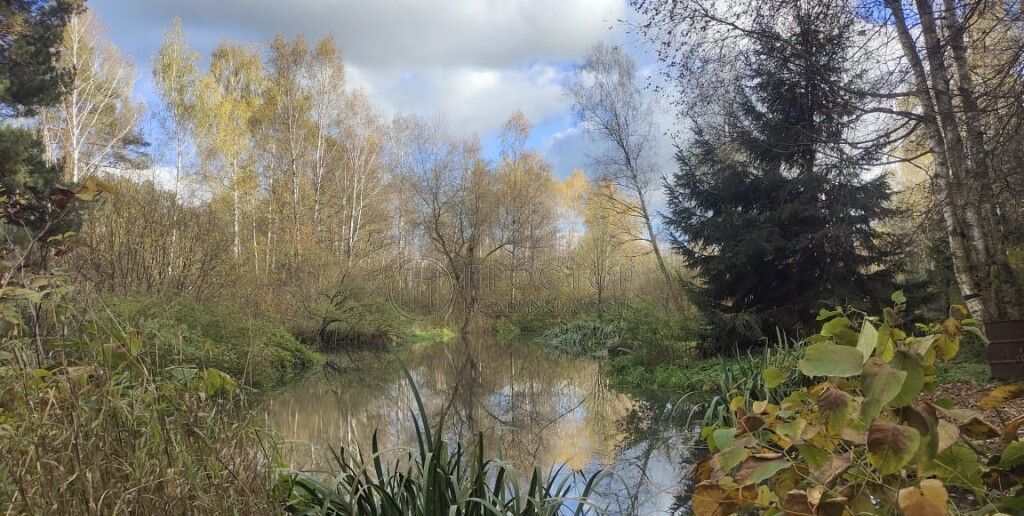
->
41, 11, 143, 182
335, 90, 386, 264
881, 0, 1022, 320
304, 37, 345, 238
568, 43, 680, 308
152, 17, 198, 204
261, 35, 311, 261
195, 42, 263, 258
493, 112, 559, 305
578, 180, 638, 311
152, 19, 199, 269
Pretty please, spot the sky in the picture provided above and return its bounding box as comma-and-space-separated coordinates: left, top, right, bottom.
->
87, 0, 679, 181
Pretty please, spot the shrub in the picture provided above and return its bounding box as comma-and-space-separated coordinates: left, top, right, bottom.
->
616, 302, 694, 368
605, 334, 805, 427
935, 329, 990, 384
292, 281, 407, 352
539, 318, 621, 357
84, 296, 323, 390
493, 312, 563, 343
690, 293, 1024, 515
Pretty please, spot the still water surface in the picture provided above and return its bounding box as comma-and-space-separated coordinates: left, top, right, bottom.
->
263, 336, 701, 515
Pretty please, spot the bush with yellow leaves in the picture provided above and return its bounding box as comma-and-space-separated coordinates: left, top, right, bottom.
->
691, 293, 1024, 515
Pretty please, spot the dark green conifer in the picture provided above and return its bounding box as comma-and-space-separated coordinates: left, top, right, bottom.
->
665, 7, 895, 348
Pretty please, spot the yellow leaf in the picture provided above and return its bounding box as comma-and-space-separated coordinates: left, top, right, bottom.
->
978, 384, 1024, 411
959, 416, 1000, 440
692, 481, 734, 516
897, 479, 948, 516
730, 396, 746, 412
1003, 414, 1024, 443
752, 400, 769, 414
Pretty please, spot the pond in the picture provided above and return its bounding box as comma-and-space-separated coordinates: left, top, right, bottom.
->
262, 335, 703, 515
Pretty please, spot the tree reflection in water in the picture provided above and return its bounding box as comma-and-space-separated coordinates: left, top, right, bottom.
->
263, 335, 702, 515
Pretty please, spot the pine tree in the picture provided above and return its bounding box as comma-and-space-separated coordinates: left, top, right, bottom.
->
1, 0, 81, 237
665, 7, 895, 349
1, 0, 81, 115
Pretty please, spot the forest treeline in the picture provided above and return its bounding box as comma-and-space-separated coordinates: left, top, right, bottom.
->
2, 0, 1023, 361
17, 12, 683, 347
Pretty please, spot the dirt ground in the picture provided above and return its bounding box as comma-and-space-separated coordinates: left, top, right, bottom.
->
931, 381, 1024, 426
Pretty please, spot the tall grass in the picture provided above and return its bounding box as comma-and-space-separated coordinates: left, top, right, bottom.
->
0, 289, 311, 514
0, 346, 278, 514
683, 332, 805, 430
280, 367, 607, 515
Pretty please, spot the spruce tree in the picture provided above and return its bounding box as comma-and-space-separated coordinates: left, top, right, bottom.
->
1, 0, 82, 238
665, 7, 895, 349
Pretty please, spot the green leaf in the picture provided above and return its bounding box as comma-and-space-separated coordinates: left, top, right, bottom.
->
763, 367, 784, 389
799, 343, 864, 378
919, 443, 983, 492
934, 335, 960, 362
860, 357, 907, 423
889, 350, 925, 408
711, 427, 736, 452
856, 319, 878, 362
796, 444, 829, 470
734, 457, 791, 486
817, 307, 842, 321
124, 332, 142, 355
820, 317, 858, 346
199, 368, 238, 396
876, 324, 895, 362
167, 366, 198, 383
867, 419, 921, 475
713, 441, 751, 474
1001, 440, 1024, 469
891, 290, 907, 305
821, 316, 852, 336
775, 418, 807, 441
11, 288, 43, 305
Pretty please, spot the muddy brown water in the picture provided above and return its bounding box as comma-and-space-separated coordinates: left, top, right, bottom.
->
263, 336, 703, 515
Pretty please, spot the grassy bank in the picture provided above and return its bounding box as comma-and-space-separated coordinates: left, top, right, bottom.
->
518, 302, 993, 400
0, 292, 326, 513
92, 296, 325, 391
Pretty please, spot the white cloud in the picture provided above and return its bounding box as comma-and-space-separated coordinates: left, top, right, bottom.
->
101, 166, 210, 205
351, 63, 568, 137
98, 0, 623, 70
91, 0, 627, 142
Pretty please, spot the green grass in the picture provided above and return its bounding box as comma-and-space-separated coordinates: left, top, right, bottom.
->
605, 345, 800, 397
404, 326, 457, 346
0, 324, 281, 513
935, 332, 991, 384
539, 319, 621, 357
85, 296, 324, 391
280, 367, 606, 515
604, 334, 806, 430
494, 312, 564, 343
